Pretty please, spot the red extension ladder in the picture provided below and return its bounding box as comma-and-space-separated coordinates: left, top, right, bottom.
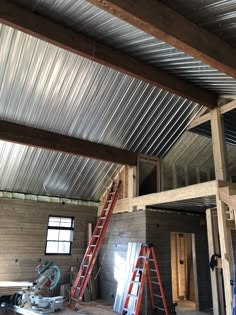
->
121, 243, 168, 315
69, 181, 121, 310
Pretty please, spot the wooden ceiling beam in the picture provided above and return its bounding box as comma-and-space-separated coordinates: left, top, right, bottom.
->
0, 120, 137, 166
188, 99, 236, 130
88, 0, 236, 80
0, 0, 216, 108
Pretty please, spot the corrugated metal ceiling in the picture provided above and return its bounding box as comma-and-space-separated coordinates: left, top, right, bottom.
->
164, 131, 236, 179
150, 196, 216, 213
1, 0, 236, 201
12, 0, 236, 95
0, 141, 120, 201
0, 24, 201, 199
161, 0, 236, 47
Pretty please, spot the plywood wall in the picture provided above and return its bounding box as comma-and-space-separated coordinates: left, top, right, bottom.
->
0, 198, 97, 291
98, 211, 146, 302
98, 209, 212, 314
146, 210, 212, 312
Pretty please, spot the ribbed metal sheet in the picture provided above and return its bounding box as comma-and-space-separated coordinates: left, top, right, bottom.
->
0, 140, 121, 200
164, 131, 236, 175
0, 24, 201, 199
150, 196, 216, 213
161, 0, 236, 47
12, 0, 236, 94
0, 24, 201, 156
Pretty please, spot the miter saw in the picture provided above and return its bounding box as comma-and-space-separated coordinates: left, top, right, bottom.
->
0, 261, 64, 314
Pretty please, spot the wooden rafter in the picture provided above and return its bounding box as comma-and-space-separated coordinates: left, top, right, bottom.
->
0, 0, 217, 108
188, 99, 236, 130
0, 120, 137, 166
88, 0, 236, 80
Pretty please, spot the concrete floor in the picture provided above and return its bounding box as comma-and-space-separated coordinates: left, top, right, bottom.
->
176, 300, 213, 315
67, 300, 213, 315
9, 300, 213, 315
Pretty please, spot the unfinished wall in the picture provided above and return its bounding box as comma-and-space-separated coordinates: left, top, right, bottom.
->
146, 209, 212, 312
98, 211, 146, 301
0, 198, 97, 290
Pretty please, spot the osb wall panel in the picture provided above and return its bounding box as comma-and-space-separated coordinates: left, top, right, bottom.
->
0, 198, 97, 290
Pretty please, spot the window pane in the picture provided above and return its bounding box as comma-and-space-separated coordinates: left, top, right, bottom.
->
58, 242, 70, 254
46, 241, 59, 254
60, 218, 72, 228
48, 217, 60, 227
47, 229, 59, 241
59, 230, 71, 241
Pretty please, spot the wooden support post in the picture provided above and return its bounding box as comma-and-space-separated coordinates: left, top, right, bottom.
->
128, 166, 137, 212
160, 161, 165, 191
216, 197, 233, 315
172, 164, 178, 189
210, 108, 227, 181
206, 209, 224, 315
196, 167, 201, 184
184, 166, 189, 186
210, 107, 232, 315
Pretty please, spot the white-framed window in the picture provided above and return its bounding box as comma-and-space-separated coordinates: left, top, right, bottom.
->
45, 216, 74, 255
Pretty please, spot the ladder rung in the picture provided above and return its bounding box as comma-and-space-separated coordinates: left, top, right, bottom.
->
131, 280, 140, 284
135, 268, 143, 271
128, 294, 138, 299
152, 281, 160, 285
154, 294, 162, 298
154, 306, 165, 311
138, 256, 146, 259
70, 182, 119, 305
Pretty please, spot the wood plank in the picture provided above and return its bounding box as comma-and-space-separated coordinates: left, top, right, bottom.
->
216, 197, 233, 315
188, 99, 236, 130
88, 0, 236, 80
0, 0, 217, 108
187, 113, 211, 130
210, 108, 227, 180
219, 187, 236, 210
132, 180, 218, 209
0, 120, 137, 165
206, 209, 221, 315
100, 180, 219, 213
211, 107, 232, 315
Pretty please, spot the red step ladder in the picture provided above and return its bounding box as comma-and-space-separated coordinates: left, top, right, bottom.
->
121, 243, 168, 315
69, 181, 121, 310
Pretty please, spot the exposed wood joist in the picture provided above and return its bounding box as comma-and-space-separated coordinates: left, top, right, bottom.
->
88, 0, 236, 81
188, 99, 236, 130
0, 120, 137, 166
219, 187, 236, 210
0, 0, 216, 108
132, 180, 218, 209
98, 180, 233, 215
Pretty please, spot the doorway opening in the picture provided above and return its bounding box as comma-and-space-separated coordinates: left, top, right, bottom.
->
170, 232, 199, 312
